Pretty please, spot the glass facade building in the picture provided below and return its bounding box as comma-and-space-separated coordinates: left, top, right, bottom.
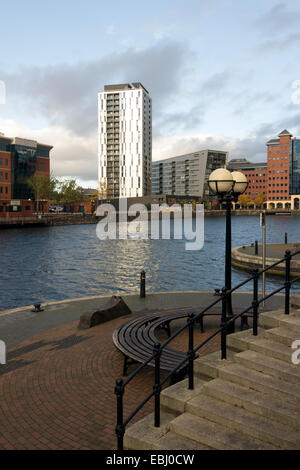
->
289, 139, 300, 195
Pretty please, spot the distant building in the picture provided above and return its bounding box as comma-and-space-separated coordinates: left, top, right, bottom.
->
152, 150, 228, 200
0, 134, 52, 216
227, 159, 267, 200
98, 82, 152, 199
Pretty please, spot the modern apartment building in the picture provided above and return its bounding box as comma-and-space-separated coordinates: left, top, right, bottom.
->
0, 133, 52, 216
227, 158, 267, 200
152, 150, 228, 200
98, 83, 152, 199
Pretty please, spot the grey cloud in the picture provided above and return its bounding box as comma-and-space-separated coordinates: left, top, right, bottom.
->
256, 2, 300, 35
1, 41, 190, 136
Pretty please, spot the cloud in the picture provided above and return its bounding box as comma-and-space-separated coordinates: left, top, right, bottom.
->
256, 3, 300, 35
0, 118, 97, 183
1, 41, 190, 137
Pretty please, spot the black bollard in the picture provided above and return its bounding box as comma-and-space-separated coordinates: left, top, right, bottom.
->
285, 232, 288, 244
140, 270, 146, 298
255, 240, 258, 256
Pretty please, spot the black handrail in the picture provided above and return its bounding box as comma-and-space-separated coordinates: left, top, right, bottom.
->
115, 248, 300, 450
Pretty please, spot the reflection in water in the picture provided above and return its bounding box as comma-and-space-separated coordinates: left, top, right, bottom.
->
0, 216, 300, 310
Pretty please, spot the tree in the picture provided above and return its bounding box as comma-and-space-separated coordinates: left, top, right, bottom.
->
254, 193, 266, 208
56, 179, 84, 204
28, 174, 58, 213
238, 194, 252, 208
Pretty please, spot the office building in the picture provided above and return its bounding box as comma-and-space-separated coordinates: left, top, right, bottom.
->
227, 158, 267, 200
0, 133, 52, 216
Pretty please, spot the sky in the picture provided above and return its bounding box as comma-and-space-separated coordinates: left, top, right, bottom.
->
1, 0, 300, 188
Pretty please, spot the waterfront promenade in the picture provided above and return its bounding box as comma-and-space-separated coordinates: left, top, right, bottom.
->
232, 242, 300, 276
0, 291, 284, 450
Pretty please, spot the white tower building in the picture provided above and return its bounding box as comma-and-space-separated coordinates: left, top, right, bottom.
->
98, 83, 152, 199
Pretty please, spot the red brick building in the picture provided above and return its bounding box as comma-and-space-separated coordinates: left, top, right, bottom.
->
0, 133, 52, 217
227, 158, 267, 200
266, 129, 291, 201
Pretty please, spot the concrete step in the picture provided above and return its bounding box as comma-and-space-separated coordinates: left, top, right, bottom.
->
155, 431, 212, 450
170, 412, 276, 450
291, 294, 300, 310
247, 337, 293, 363
202, 378, 300, 430
161, 377, 205, 414
124, 411, 174, 450
194, 350, 234, 379
186, 393, 300, 450
258, 309, 285, 329
259, 310, 300, 332
218, 363, 300, 405
234, 350, 300, 385
264, 326, 300, 347
228, 329, 293, 362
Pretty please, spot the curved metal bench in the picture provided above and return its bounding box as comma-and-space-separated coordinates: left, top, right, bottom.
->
112, 312, 190, 378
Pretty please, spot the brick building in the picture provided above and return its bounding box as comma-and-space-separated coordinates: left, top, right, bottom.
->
0, 133, 52, 217
266, 129, 291, 201
227, 158, 267, 200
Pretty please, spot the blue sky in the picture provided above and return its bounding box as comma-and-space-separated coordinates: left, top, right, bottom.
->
1, 0, 300, 186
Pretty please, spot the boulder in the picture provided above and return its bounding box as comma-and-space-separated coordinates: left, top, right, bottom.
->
78, 296, 131, 330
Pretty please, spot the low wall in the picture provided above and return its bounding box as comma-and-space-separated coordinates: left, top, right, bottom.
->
232, 244, 300, 276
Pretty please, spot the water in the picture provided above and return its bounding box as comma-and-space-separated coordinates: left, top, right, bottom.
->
1, 216, 300, 311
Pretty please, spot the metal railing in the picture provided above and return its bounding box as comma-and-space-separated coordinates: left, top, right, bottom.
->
114, 249, 300, 450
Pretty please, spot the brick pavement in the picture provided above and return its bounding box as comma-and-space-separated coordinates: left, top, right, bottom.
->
0, 312, 220, 450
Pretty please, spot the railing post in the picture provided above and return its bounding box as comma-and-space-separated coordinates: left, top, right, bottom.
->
153, 342, 161, 428
187, 313, 195, 390
285, 250, 291, 315
252, 269, 259, 336
140, 270, 146, 298
221, 288, 227, 360
115, 378, 125, 451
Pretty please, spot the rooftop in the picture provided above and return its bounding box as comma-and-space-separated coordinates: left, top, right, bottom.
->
103, 82, 149, 94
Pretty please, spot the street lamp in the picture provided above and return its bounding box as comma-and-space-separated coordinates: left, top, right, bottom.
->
208, 169, 248, 333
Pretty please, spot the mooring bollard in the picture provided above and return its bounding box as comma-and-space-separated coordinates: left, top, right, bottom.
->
140, 270, 146, 298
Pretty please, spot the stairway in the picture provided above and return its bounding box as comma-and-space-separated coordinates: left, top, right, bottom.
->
124, 297, 300, 450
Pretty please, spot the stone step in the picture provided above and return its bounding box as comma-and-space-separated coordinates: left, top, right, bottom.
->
202, 378, 300, 430
186, 393, 300, 450
258, 309, 285, 329
291, 295, 300, 310
155, 431, 212, 450
218, 363, 300, 405
228, 329, 293, 362
247, 337, 293, 363
264, 326, 300, 347
170, 412, 276, 450
161, 378, 205, 414
124, 411, 174, 450
194, 350, 234, 379
259, 310, 300, 332
234, 350, 300, 385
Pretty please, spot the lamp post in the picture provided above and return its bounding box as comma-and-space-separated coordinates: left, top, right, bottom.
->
208, 169, 248, 333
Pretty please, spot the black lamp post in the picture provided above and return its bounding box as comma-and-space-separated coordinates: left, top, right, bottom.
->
208, 169, 248, 333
